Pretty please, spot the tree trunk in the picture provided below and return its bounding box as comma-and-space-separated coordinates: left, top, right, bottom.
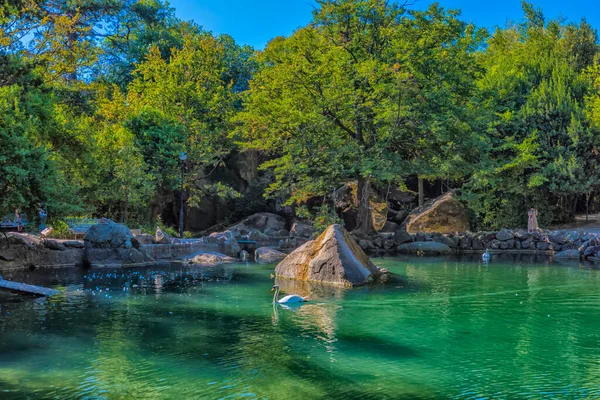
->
418, 176, 424, 207
586, 191, 591, 222
355, 175, 374, 234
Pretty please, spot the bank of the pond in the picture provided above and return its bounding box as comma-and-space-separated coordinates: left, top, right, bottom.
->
357, 228, 600, 261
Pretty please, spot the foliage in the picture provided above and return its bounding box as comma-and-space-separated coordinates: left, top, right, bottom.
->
237, 0, 485, 233
2, 0, 600, 233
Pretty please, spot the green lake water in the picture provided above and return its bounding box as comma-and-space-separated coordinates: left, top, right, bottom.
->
1, 255, 600, 399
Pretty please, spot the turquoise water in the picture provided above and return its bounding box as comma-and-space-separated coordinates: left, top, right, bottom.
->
1, 255, 600, 399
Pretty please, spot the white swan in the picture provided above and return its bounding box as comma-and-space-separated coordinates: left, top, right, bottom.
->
482, 249, 491, 261
272, 285, 307, 304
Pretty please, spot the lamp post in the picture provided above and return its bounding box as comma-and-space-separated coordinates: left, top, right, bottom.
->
179, 151, 187, 238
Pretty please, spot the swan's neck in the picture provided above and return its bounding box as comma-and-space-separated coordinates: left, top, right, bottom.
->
273, 287, 280, 303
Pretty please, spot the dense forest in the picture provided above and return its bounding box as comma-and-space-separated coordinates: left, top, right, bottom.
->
1, 0, 600, 234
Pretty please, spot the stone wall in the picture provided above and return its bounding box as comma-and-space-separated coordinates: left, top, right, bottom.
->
354, 228, 600, 260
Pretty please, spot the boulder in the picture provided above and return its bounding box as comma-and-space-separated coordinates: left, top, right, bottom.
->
358, 239, 374, 251
334, 182, 388, 232
403, 192, 470, 234
372, 236, 384, 249
188, 252, 234, 266
84, 220, 136, 249
255, 247, 287, 263
247, 230, 269, 242
154, 227, 171, 244
536, 242, 550, 251
554, 249, 581, 259
380, 221, 400, 233
42, 239, 65, 251
397, 241, 453, 254
549, 232, 566, 245
383, 238, 396, 250
229, 212, 286, 235
134, 234, 155, 245
274, 224, 384, 287
472, 238, 484, 250
394, 229, 413, 245
290, 221, 315, 239
6, 233, 42, 249
385, 187, 418, 209
63, 240, 84, 249
496, 229, 514, 242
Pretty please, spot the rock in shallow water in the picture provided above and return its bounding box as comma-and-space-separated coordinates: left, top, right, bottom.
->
188, 252, 234, 266
255, 247, 287, 263
275, 224, 385, 287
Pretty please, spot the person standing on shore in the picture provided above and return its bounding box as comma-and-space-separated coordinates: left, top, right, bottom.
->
528, 208, 539, 232
15, 208, 23, 232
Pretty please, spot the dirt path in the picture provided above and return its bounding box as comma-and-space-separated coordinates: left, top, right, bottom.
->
551, 214, 600, 234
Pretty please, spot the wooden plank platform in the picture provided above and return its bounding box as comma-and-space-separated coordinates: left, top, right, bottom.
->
0, 278, 59, 297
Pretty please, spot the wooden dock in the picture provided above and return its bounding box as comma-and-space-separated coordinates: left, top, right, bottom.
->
0, 278, 59, 297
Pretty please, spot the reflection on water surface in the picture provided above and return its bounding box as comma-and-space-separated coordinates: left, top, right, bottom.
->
1, 255, 600, 399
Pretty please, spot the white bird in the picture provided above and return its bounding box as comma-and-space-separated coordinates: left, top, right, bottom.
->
482, 249, 491, 261
271, 285, 307, 304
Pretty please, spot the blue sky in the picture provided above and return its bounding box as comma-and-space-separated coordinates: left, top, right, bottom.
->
168, 0, 600, 49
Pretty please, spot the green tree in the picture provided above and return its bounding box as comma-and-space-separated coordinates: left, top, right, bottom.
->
238, 0, 484, 233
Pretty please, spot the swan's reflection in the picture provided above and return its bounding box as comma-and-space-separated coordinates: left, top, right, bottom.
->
271, 278, 348, 360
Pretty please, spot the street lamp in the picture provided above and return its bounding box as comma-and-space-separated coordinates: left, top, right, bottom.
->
179, 151, 187, 238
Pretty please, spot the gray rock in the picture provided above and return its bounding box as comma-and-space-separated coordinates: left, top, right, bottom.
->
554, 249, 581, 259
359, 240, 374, 250
275, 224, 383, 286
472, 238, 484, 250
274, 229, 290, 237
383, 238, 396, 250
536, 242, 550, 251
434, 236, 458, 248
514, 230, 528, 240
84, 220, 136, 249
135, 234, 155, 245
394, 229, 413, 245
63, 240, 84, 249
154, 227, 171, 244
372, 237, 384, 249
458, 235, 472, 249
549, 232, 566, 245
415, 232, 428, 242
239, 250, 251, 260
496, 229, 514, 241
188, 252, 234, 266
380, 220, 400, 233
248, 230, 269, 242
42, 239, 65, 251
397, 241, 453, 254
255, 247, 287, 263
7, 233, 42, 249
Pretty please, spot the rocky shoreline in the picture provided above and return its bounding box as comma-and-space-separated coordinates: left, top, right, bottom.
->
355, 228, 600, 261
2, 210, 600, 271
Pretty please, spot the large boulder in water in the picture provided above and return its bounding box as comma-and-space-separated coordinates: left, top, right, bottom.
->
275, 224, 384, 287
403, 191, 470, 234
84, 219, 136, 249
